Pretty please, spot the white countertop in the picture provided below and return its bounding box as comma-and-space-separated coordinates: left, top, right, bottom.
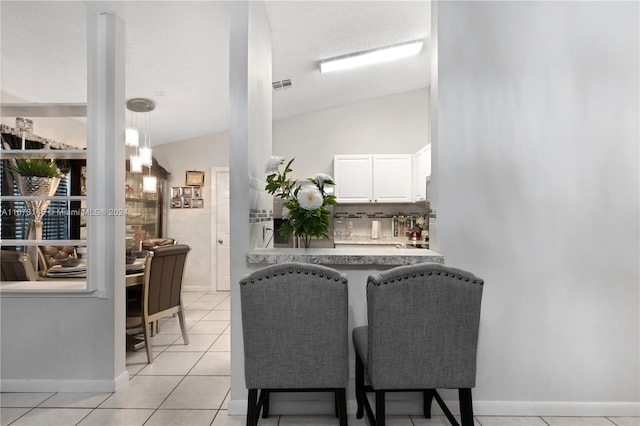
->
246, 246, 443, 266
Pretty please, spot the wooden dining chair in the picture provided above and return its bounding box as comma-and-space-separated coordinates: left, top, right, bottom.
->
1, 250, 37, 281
126, 244, 191, 363
37, 245, 78, 271
141, 238, 177, 251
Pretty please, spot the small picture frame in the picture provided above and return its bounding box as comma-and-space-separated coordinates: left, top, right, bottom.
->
171, 199, 182, 208
171, 187, 182, 198
192, 186, 202, 199
192, 198, 204, 208
186, 170, 205, 187
182, 187, 193, 198
182, 197, 191, 208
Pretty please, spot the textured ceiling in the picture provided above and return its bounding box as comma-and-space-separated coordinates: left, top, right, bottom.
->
1, 1, 430, 146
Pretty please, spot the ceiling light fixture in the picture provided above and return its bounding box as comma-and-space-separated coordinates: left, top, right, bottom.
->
126, 98, 155, 178
130, 155, 143, 173
125, 128, 139, 148
319, 39, 424, 74
143, 175, 157, 193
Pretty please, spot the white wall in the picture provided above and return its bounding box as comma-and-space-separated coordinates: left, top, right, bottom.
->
273, 88, 429, 178
152, 62, 429, 291
228, 1, 273, 414
1, 11, 128, 392
436, 1, 639, 415
153, 132, 229, 290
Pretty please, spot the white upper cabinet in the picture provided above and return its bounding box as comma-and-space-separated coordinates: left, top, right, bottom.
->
333, 155, 373, 203
334, 154, 413, 203
412, 144, 431, 202
372, 154, 413, 203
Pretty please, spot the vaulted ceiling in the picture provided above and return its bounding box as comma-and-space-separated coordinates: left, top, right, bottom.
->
1, 1, 430, 146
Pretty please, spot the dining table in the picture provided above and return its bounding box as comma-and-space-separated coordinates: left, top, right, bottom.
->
41, 258, 146, 286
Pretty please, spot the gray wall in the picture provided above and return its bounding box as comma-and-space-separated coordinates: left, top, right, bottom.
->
435, 1, 638, 414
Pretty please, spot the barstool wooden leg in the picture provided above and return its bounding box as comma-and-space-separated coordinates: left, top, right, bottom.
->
459, 388, 474, 426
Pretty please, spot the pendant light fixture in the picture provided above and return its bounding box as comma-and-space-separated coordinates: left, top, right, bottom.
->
130, 155, 143, 173
126, 98, 156, 173
125, 128, 139, 147
143, 174, 157, 193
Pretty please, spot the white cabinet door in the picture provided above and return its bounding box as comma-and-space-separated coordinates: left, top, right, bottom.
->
334, 155, 373, 203
412, 144, 431, 202
373, 154, 413, 203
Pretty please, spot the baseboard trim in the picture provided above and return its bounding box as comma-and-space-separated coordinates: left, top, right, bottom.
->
1, 373, 129, 393
228, 397, 640, 417
227, 399, 246, 416
473, 401, 640, 417
114, 370, 130, 392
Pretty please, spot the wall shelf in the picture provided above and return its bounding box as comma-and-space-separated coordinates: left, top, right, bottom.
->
0, 239, 87, 246
1, 149, 87, 160
0, 103, 87, 117
2, 195, 86, 201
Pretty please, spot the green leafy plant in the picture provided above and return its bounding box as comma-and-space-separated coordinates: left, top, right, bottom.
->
265, 156, 338, 248
7, 157, 63, 178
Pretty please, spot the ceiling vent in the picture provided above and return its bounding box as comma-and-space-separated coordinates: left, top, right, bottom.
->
272, 79, 292, 91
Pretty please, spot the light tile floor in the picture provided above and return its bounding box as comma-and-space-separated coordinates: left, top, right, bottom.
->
1, 291, 638, 426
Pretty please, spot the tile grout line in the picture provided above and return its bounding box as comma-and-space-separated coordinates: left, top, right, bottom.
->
6, 406, 36, 426
136, 291, 229, 423
139, 293, 213, 425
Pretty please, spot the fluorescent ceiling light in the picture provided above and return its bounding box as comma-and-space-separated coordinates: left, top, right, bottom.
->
319, 39, 423, 73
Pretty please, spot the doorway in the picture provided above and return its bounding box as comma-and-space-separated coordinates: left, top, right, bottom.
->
211, 167, 230, 291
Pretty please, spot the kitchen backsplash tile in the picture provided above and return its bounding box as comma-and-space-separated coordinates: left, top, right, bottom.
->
333, 203, 429, 239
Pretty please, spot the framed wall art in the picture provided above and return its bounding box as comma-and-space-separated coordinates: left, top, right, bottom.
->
171, 186, 203, 209
185, 170, 205, 186
192, 186, 202, 199
171, 197, 182, 209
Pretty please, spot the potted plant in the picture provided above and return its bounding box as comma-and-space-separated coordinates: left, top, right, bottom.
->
7, 157, 65, 243
8, 156, 63, 196
265, 156, 338, 248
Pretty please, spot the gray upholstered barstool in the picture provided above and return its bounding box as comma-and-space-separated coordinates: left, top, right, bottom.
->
353, 262, 484, 426
240, 262, 349, 426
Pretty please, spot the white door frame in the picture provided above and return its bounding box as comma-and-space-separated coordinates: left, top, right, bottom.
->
210, 166, 230, 291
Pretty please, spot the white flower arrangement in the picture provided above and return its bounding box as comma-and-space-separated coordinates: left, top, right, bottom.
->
297, 186, 324, 210
265, 156, 337, 248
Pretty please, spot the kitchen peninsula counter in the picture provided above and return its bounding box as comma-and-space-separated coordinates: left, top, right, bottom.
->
245, 246, 444, 330
244, 245, 445, 413
246, 246, 443, 266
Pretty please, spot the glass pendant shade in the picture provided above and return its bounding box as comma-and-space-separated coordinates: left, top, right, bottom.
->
130, 155, 143, 173
138, 146, 153, 166
125, 128, 139, 147
143, 175, 157, 193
